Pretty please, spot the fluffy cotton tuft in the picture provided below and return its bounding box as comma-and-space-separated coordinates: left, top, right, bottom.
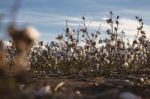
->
23, 26, 39, 42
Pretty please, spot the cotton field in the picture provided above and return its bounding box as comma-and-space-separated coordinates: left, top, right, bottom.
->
0, 10, 150, 99
4, 13, 150, 74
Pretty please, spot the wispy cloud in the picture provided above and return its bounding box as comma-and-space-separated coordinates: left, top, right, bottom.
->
58, 16, 150, 40
1, 11, 82, 25
1, 9, 150, 41
17, 12, 68, 25
93, 17, 150, 39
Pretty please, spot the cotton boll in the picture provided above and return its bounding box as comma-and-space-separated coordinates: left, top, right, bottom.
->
8, 25, 40, 52
23, 26, 39, 43
110, 41, 116, 46
123, 62, 129, 68
105, 58, 110, 64
130, 54, 134, 60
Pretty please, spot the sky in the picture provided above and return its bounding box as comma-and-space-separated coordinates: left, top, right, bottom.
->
0, 0, 150, 42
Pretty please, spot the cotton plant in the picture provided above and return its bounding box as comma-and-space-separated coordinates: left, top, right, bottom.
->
4, 12, 150, 74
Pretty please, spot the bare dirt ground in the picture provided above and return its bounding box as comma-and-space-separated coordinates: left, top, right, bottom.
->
18, 71, 150, 99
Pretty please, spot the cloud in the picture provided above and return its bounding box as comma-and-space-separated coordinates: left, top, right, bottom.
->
71, 17, 150, 41
1, 10, 150, 42
1, 11, 82, 26
79, 17, 150, 39
119, 18, 150, 38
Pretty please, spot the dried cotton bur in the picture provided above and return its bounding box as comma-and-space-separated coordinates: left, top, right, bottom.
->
8, 24, 39, 82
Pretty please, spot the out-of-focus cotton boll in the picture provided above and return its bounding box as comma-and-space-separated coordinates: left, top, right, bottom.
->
23, 26, 39, 43
123, 62, 129, 68
8, 25, 40, 52
104, 58, 110, 64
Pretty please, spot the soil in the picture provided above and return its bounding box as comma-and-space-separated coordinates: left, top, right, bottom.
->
19, 71, 150, 99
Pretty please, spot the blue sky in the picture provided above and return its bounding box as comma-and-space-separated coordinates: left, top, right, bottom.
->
0, 0, 150, 42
